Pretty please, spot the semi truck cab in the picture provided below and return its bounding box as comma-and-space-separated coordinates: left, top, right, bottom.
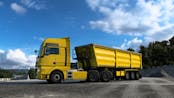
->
36, 37, 87, 83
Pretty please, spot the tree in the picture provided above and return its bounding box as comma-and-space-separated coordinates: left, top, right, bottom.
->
0, 68, 13, 78
127, 48, 135, 52
139, 37, 174, 68
168, 46, 174, 64
150, 43, 168, 67
28, 68, 36, 79
139, 45, 152, 68
169, 36, 174, 46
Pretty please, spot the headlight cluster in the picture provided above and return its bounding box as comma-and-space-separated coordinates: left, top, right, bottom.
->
37, 68, 40, 73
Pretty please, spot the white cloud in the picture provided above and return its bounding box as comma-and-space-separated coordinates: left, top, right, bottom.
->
11, 3, 26, 14
0, 49, 4, 53
86, 0, 174, 47
7, 49, 28, 64
0, 49, 36, 69
120, 37, 143, 51
33, 36, 44, 41
21, 0, 46, 10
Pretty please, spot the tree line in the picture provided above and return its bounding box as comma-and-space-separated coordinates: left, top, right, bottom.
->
0, 69, 13, 78
134, 36, 174, 68
0, 68, 36, 79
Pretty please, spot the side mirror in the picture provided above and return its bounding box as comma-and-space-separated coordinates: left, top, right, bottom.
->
35, 50, 44, 58
34, 50, 38, 54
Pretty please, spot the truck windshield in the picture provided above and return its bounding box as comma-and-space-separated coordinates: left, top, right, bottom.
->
45, 47, 59, 55
38, 44, 43, 57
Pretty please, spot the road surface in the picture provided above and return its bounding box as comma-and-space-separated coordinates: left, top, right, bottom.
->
0, 77, 174, 98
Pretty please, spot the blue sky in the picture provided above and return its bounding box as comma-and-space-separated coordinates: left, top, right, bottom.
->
0, 0, 174, 68
0, 0, 128, 53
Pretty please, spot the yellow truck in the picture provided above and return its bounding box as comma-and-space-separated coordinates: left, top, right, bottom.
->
36, 37, 142, 83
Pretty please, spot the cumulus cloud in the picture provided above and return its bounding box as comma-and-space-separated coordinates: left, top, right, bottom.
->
86, 0, 174, 49
120, 37, 143, 51
0, 49, 36, 69
21, 0, 46, 10
11, 3, 26, 14
0, 49, 4, 53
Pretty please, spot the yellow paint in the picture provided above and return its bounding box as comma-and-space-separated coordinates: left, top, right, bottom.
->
76, 44, 142, 69
116, 71, 125, 77
36, 37, 71, 80
121, 71, 125, 76
131, 53, 141, 68
116, 71, 121, 76
72, 71, 87, 80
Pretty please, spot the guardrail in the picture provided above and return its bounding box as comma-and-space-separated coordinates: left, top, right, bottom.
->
0, 78, 11, 81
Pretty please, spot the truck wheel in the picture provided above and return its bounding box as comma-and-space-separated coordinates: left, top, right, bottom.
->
108, 71, 113, 80
87, 70, 100, 82
125, 72, 130, 80
50, 71, 63, 83
135, 72, 139, 80
46, 79, 52, 83
100, 71, 110, 82
130, 72, 135, 80
139, 74, 142, 79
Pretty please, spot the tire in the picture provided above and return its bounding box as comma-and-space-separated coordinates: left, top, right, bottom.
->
139, 74, 142, 79
125, 72, 130, 80
87, 70, 100, 82
135, 72, 140, 80
108, 71, 114, 80
115, 77, 120, 80
46, 79, 52, 83
130, 72, 135, 80
50, 71, 63, 83
100, 70, 110, 82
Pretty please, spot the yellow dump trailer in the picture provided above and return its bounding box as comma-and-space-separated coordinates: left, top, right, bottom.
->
36, 37, 142, 83
75, 44, 142, 81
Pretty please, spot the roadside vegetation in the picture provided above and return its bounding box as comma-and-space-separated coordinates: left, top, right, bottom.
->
127, 36, 174, 68
139, 36, 174, 68
0, 69, 13, 78
0, 68, 36, 79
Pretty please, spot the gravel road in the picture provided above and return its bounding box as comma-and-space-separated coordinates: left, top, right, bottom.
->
0, 77, 174, 98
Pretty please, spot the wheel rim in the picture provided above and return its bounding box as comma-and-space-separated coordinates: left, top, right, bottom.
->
126, 72, 129, 80
103, 73, 108, 81
136, 72, 139, 79
54, 74, 60, 81
101, 71, 110, 82
89, 74, 95, 81
131, 72, 135, 79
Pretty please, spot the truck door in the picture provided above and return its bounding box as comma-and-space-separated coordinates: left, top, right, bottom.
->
43, 43, 67, 67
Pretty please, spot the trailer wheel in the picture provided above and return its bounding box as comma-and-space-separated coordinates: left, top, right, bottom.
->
100, 71, 110, 82
130, 72, 135, 80
87, 70, 100, 82
125, 72, 130, 80
50, 71, 63, 83
108, 71, 113, 80
135, 72, 139, 80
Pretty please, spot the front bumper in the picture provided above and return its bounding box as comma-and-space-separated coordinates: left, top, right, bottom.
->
36, 67, 49, 80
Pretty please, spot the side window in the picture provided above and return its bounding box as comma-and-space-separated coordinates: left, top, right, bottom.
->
45, 47, 59, 55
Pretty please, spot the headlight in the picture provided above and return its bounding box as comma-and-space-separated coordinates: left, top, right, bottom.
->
37, 68, 40, 73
